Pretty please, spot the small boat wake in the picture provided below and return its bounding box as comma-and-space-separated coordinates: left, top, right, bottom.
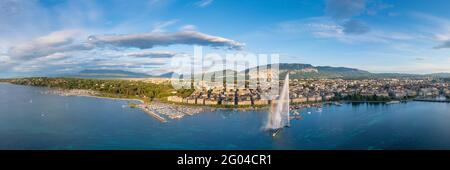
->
272, 129, 282, 137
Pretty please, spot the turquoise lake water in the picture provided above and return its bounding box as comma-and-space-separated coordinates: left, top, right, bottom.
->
1, 83, 450, 150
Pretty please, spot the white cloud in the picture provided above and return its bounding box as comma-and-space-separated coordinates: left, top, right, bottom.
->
151, 19, 179, 32
366, 1, 393, 16
0, 55, 11, 64
180, 25, 197, 31
342, 19, 370, 34
325, 0, 366, 19
88, 30, 244, 50
125, 50, 178, 58
195, 0, 214, 8
0, 0, 51, 40
364, 61, 450, 74
322, 0, 394, 37
11, 52, 73, 72
10, 49, 171, 73
0, 1, 244, 76
434, 33, 450, 41
7, 29, 93, 60
277, 17, 419, 44
433, 41, 450, 49
410, 12, 450, 49
2, 26, 244, 75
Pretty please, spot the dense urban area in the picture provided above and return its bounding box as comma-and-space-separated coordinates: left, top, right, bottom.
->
2, 76, 449, 106
168, 77, 450, 106
2, 76, 449, 122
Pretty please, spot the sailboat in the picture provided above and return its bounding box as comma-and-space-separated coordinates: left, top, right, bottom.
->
265, 73, 290, 137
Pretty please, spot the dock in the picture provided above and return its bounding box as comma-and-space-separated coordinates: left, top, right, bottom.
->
139, 105, 167, 123
413, 99, 450, 103
144, 110, 167, 123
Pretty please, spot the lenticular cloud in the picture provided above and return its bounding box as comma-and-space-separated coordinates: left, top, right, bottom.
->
87, 30, 244, 50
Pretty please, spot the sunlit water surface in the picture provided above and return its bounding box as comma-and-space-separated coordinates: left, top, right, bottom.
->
1, 83, 450, 150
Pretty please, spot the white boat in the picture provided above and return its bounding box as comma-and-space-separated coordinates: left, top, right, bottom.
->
272, 129, 281, 137
386, 101, 400, 104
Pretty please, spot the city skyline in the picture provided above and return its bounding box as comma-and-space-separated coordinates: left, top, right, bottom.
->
1, 0, 450, 78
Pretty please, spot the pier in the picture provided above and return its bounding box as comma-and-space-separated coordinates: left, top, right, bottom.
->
139, 105, 167, 123
413, 99, 450, 103
144, 109, 168, 123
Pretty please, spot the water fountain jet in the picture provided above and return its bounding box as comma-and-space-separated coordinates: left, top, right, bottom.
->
264, 73, 290, 136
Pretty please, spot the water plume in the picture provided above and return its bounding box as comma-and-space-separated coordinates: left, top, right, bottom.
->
265, 73, 290, 130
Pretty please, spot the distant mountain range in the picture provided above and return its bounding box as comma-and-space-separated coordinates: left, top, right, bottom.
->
69, 69, 179, 78
61, 64, 450, 79
158, 72, 179, 78
78, 69, 151, 78
250, 63, 449, 79
267, 63, 373, 79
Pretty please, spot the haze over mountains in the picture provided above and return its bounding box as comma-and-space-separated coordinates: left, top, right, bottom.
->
65, 63, 450, 79
274, 63, 450, 79
78, 69, 151, 78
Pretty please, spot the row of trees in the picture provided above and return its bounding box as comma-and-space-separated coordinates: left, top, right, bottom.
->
331, 93, 392, 102
10, 77, 175, 102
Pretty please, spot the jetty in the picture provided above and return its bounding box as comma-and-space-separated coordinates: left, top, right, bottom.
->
386, 101, 400, 104
144, 110, 167, 123
413, 99, 450, 103
139, 105, 167, 123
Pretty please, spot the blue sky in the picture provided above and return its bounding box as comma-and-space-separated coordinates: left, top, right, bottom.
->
1, 0, 450, 77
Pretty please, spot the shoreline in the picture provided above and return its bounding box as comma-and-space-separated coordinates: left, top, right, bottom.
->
5, 83, 450, 124
76, 94, 145, 104
6, 83, 447, 112
41, 88, 145, 104
39, 86, 444, 110
38, 87, 209, 121
37, 86, 450, 109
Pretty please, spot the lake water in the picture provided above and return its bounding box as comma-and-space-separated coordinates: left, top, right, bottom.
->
1, 83, 450, 150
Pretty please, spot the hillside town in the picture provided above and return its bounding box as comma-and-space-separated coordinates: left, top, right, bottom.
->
167, 78, 450, 106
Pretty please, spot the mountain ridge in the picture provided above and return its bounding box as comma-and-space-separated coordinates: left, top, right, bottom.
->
56, 64, 450, 79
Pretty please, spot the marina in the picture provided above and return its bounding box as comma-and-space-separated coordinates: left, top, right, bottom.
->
139, 104, 167, 123
137, 102, 206, 122
1, 83, 450, 149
